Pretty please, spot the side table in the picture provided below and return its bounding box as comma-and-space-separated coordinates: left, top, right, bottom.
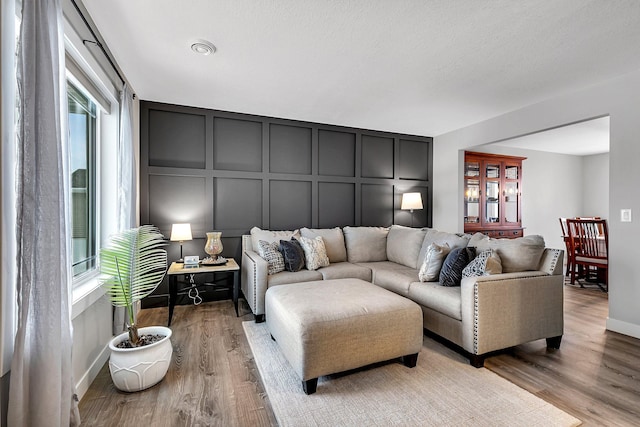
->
166, 258, 240, 326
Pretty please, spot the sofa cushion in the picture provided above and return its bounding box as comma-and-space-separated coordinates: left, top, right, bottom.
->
343, 226, 389, 263
407, 282, 462, 320
373, 268, 419, 296
318, 262, 372, 282
298, 236, 330, 270
418, 229, 471, 268
439, 247, 476, 287
257, 240, 285, 275
300, 227, 347, 263
355, 261, 408, 282
386, 225, 427, 269
267, 269, 323, 287
250, 226, 299, 252
468, 233, 545, 273
462, 249, 502, 278
279, 238, 305, 272
418, 242, 450, 282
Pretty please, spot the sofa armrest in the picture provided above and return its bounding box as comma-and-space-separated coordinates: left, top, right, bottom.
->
537, 248, 564, 276
241, 250, 269, 317
460, 271, 564, 355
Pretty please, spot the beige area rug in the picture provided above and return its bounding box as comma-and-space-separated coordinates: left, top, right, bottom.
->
243, 321, 581, 427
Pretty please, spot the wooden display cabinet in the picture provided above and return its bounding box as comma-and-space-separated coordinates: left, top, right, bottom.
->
464, 151, 526, 238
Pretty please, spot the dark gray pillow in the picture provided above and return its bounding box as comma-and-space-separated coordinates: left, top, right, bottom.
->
279, 238, 305, 272
439, 247, 476, 287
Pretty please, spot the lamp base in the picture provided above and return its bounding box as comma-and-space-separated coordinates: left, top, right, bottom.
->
175, 259, 184, 264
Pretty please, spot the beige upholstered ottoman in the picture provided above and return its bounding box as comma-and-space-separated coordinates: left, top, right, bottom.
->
265, 278, 423, 394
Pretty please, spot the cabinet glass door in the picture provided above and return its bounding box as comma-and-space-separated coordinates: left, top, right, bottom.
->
464, 179, 480, 223
464, 159, 481, 224
504, 164, 520, 223
504, 181, 519, 223
464, 160, 480, 178
484, 162, 500, 225
485, 181, 500, 224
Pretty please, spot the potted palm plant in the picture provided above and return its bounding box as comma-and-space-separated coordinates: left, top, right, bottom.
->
100, 224, 172, 392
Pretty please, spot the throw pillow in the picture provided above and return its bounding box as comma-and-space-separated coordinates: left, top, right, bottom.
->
387, 225, 428, 269
418, 242, 450, 282
298, 236, 330, 270
279, 238, 305, 272
300, 227, 347, 263
439, 247, 476, 287
250, 226, 300, 253
462, 249, 502, 278
418, 229, 472, 268
257, 240, 285, 275
343, 226, 389, 263
467, 233, 545, 273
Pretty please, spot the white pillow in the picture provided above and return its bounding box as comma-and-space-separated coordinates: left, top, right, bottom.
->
298, 236, 330, 270
250, 226, 299, 252
419, 243, 450, 282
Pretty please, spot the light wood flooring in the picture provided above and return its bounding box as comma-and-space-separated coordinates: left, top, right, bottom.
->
79, 283, 640, 426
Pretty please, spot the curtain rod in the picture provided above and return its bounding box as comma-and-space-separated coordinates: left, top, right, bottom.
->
69, 0, 134, 98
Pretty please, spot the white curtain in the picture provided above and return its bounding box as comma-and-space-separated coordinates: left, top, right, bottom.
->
113, 83, 137, 334
117, 83, 136, 232
8, 0, 80, 426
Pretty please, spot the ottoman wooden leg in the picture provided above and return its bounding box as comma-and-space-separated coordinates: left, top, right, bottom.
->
303, 378, 318, 395
402, 353, 419, 368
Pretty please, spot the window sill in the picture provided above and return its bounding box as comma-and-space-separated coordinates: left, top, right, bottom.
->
72, 272, 106, 320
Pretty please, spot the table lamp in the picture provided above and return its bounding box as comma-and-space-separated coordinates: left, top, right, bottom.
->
170, 223, 192, 263
401, 192, 423, 227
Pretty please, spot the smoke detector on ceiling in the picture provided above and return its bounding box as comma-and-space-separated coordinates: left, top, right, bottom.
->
190, 40, 216, 56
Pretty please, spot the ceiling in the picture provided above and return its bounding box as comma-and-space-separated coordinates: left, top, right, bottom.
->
82, 0, 640, 138
491, 116, 610, 156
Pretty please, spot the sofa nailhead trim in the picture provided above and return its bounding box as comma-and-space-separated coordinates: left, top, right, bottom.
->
473, 283, 479, 354
245, 251, 260, 310
547, 249, 561, 275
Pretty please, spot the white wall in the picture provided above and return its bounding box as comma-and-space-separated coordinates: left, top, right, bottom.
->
582, 153, 609, 219
434, 69, 640, 339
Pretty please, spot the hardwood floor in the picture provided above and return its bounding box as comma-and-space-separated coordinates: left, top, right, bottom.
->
79, 301, 278, 427
79, 284, 640, 426
486, 282, 640, 426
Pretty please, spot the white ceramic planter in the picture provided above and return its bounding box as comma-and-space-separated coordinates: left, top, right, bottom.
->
108, 326, 173, 392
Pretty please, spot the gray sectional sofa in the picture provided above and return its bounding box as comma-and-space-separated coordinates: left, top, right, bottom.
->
241, 225, 564, 367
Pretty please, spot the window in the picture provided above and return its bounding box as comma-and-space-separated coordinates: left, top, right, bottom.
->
68, 81, 97, 278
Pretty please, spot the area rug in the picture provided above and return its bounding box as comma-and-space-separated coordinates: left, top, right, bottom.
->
243, 321, 581, 427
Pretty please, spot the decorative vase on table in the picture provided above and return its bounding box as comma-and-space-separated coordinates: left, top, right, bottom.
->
204, 231, 223, 261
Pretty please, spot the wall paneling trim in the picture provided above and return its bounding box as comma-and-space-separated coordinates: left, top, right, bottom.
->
140, 101, 433, 307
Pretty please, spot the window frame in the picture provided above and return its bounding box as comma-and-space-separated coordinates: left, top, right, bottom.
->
66, 73, 104, 288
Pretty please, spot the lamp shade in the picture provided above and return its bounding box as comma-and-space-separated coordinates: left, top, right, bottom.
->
401, 192, 423, 210
170, 223, 192, 242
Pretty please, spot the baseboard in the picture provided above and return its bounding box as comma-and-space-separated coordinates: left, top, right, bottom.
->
75, 343, 109, 401
606, 317, 640, 339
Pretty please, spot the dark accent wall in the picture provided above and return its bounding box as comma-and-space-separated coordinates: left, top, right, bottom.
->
140, 101, 432, 307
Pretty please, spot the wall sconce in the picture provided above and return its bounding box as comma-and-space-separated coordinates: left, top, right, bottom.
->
401, 192, 423, 227
170, 223, 192, 262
